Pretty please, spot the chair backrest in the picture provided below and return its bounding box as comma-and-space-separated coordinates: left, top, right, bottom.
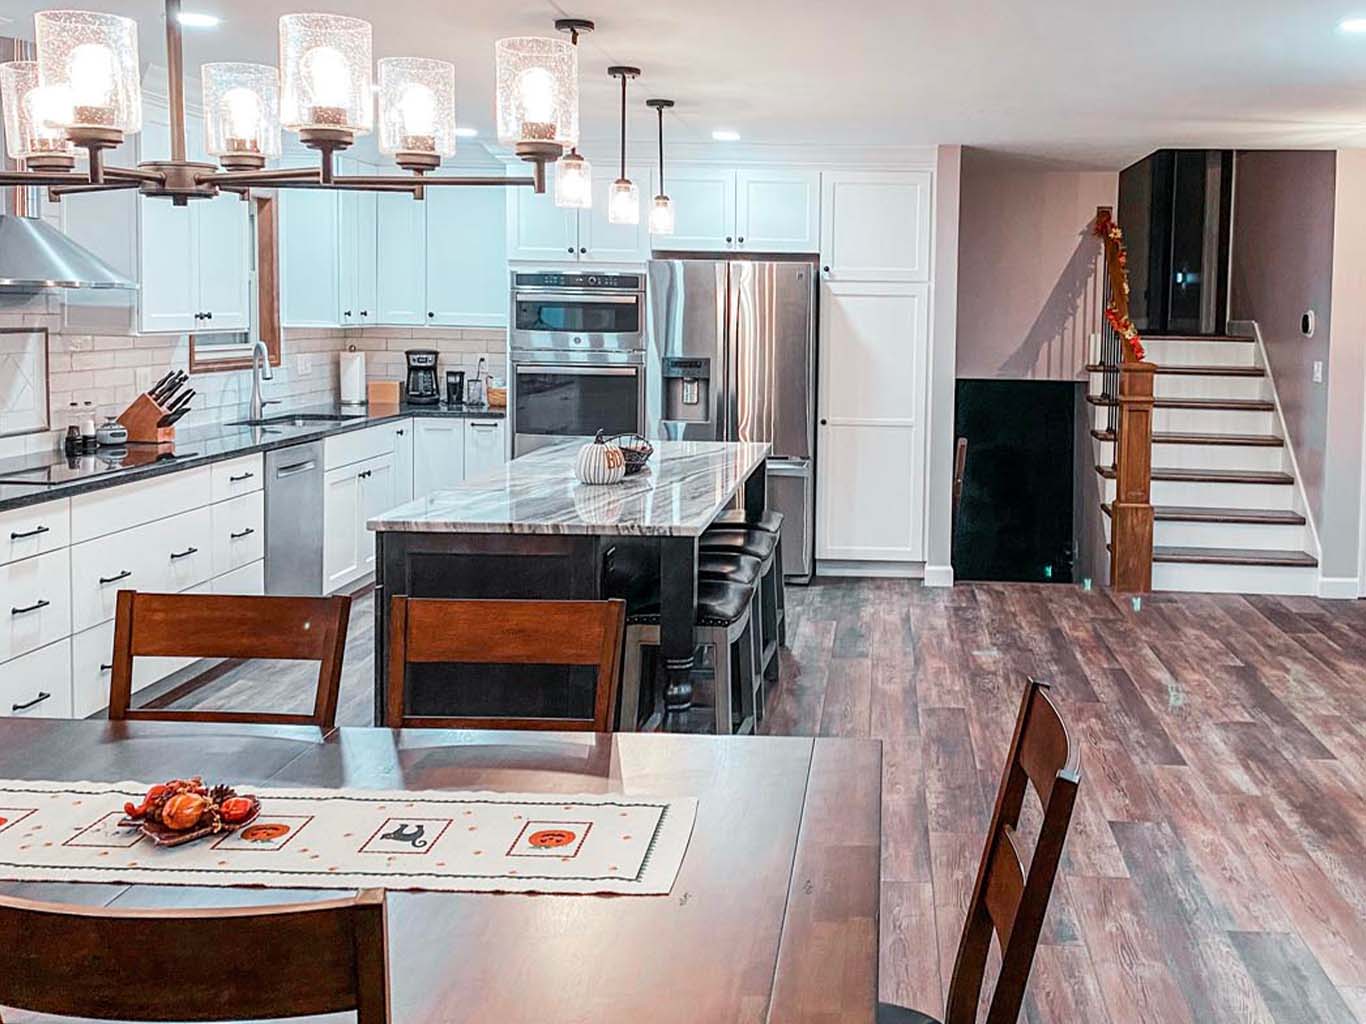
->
109, 590, 352, 728
943, 678, 1081, 1024
386, 596, 626, 732
0, 888, 389, 1022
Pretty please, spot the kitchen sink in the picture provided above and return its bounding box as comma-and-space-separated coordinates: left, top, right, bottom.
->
230, 413, 354, 428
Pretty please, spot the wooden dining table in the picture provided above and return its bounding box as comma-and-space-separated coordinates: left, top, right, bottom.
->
0, 718, 881, 1023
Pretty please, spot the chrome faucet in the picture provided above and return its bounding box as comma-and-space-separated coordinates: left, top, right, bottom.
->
249, 339, 277, 422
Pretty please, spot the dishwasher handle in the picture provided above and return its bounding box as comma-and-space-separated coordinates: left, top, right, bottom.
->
274, 459, 317, 478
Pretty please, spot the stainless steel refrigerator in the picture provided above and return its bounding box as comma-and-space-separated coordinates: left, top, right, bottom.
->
646, 258, 816, 581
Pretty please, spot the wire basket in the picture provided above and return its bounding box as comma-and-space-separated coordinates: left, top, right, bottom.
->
606, 433, 654, 475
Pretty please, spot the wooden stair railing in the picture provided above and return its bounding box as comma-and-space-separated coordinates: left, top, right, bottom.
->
1095, 206, 1154, 593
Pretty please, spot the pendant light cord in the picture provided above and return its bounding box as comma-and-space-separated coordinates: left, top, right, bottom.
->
657, 105, 665, 193
618, 74, 628, 179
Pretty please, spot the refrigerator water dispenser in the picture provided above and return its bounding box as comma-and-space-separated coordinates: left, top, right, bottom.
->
662, 356, 711, 423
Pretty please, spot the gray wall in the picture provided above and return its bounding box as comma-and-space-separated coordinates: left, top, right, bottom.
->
1229, 150, 1335, 525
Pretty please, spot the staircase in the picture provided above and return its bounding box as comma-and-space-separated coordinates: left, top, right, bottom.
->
1087, 333, 1320, 595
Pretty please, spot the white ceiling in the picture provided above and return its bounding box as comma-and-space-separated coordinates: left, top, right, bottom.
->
4, 0, 1366, 169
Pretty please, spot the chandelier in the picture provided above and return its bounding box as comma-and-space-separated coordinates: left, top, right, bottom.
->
0, 0, 579, 205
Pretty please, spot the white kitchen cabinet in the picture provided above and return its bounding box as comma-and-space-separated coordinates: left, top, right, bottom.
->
280, 163, 340, 327
507, 165, 650, 264
391, 419, 415, 505
194, 187, 252, 331
659, 167, 737, 251
71, 467, 209, 543
735, 169, 822, 252
322, 463, 362, 593
71, 619, 198, 719
425, 184, 507, 326
0, 639, 72, 720
463, 418, 507, 481
211, 491, 265, 577
817, 280, 929, 563
413, 418, 466, 497
820, 170, 932, 282
358, 455, 395, 576
210, 454, 264, 504
0, 547, 71, 665
580, 167, 652, 263
212, 559, 265, 597
338, 158, 379, 328
0, 499, 70, 566
507, 185, 579, 262
376, 190, 428, 325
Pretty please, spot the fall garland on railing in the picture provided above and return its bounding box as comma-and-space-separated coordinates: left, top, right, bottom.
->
1094, 211, 1146, 362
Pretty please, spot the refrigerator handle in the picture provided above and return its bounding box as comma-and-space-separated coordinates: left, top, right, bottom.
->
716, 261, 731, 440
726, 262, 743, 442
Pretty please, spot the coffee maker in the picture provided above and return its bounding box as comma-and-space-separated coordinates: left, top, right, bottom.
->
405, 350, 440, 405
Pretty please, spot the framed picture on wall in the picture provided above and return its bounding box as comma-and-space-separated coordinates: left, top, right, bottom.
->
0, 327, 50, 438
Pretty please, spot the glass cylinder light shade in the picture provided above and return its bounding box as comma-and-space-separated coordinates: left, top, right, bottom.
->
495, 37, 577, 154
554, 150, 591, 208
34, 10, 141, 140
378, 57, 455, 163
0, 61, 75, 165
608, 177, 639, 225
202, 63, 280, 167
279, 13, 373, 138
649, 194, 675, 235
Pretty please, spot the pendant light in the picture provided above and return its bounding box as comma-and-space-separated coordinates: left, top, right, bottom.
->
607, 65, 640, 225
553, 18, 593, 209
646, 98, 674, 235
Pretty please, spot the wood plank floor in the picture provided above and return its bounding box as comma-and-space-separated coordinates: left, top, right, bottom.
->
169, 580, 1366, 1024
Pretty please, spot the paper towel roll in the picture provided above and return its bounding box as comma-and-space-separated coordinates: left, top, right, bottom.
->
340, 351, 367, 405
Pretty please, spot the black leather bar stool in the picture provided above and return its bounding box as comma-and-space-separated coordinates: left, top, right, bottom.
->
698, 527, 781, 684
710, 508, 787, 648
618, 579, 761, 735
697, 551, 765, 724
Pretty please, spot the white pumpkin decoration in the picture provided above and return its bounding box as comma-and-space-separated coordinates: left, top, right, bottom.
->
575, 431, 627, 485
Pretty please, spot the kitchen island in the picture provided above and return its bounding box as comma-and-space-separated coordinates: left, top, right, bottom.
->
368, 439, 770, 729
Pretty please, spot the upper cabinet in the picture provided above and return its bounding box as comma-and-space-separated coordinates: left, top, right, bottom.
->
425, 183, 507, 326
375, 190, 427, 325
337, 157, 378, 328
654, 167, 820, 254
820, 170, 932, 281
278, 148, 340, 328
507, 185, 578, 262
506, 165, 651, 264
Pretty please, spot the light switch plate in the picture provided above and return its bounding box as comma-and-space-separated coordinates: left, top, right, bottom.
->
1313, 361, 1324, 384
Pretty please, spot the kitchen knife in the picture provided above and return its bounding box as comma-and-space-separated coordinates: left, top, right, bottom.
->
165, 388, 195, 415
159, 406, 192, 428
151, 371, 183, 404
156, 372, 188, 405
147, 370, 175, 398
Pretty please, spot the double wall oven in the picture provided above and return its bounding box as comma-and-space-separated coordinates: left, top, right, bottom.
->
509, 271, 647, 457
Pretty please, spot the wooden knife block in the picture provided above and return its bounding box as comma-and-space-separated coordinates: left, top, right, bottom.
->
116, 394, 176, 445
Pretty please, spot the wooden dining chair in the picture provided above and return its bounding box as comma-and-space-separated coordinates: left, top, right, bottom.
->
0, 889, 389, 1022
109, 590, 352, 728
386, 596, 626, 731
880, 678, 1081, 1024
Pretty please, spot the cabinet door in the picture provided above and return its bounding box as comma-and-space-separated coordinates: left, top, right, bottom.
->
338, 160, 378, 327
60, 132, 138, 332
279, 171, 340, 327
376, 191, 428, 324
137, 110, 197, 333
413, 418, 466, 497
194, 192, 252, 330
391, 419, 415, 505
736, 169, 821, 253
580, 166, 652, 262
322, 465, 361, 593
820, 170, 932, 282
816, 281, 929, 562
426, 185, 507, 326
658, 167, 736, 251
358, 454, 395, 576
508, 184, 578, 262
463, 419, 506, 480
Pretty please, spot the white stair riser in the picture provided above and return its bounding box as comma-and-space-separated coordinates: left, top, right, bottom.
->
1152, 375, 1268, 401
1151, 561, 1317, 596
1102, 517, 1306, 552
1151, 407, 1275, 434
1097, 440, 1285, 473
1103, 476, 1295, 508
1142, 339, 1258, 366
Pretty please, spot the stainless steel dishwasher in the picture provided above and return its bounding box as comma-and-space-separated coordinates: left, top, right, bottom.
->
264, 441, 324, 596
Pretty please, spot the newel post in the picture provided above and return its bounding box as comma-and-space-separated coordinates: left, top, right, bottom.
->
1110, 362, 1155, 593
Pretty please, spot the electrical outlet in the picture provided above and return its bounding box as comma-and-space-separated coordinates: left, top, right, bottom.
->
298, 353, 313, 377
1313, 361, 1324, 384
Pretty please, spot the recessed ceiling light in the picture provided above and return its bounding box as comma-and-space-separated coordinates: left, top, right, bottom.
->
1339, 15, 1366, 31
712, 129, 740, 142
177, 11, 220, 28
454, 126, 479, 138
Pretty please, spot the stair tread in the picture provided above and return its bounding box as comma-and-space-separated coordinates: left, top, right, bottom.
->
1091, 429, 1284, 447
1101, 503, 1307, 525
1096, 465, 1294, 484
1088, 395, 1275, 411
1087, 363, 1265, 377
1141, 334, 1253, 343
1153, 545, 1318, 567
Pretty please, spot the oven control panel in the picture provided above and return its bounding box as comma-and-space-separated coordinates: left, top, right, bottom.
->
512, 272, 642, 291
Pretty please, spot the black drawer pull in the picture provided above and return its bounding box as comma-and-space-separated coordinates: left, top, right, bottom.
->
170, 547, 199, 560
99, 663, 113, 672
9, 525, 50, 541
12, 692, 50, 712
98, 570, 133, 585
11, 599, 50, 616
230, 527, 255, 540
228, 472, 255, 483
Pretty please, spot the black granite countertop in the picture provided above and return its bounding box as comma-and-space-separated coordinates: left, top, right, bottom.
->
0, 401, 505, 514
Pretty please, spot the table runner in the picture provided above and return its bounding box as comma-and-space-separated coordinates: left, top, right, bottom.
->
0, 780, 696, 895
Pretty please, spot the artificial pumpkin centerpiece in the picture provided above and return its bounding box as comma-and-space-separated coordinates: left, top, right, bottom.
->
575, 431, 627, 485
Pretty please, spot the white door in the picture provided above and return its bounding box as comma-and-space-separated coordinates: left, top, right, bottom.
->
377, 191, 428, 325
817, 281, 930, 562
426, 184, 507, 326
508, 185, 578, 262
463, 419, 506, 480
194, 193, 252, 331
391, 419, 415, 505
653, 166, 735, 252
820, 170, 932, 282
279, 163, 340, 328
137, 110, 196, 333
322, 464, 361, 592
580, 166, 652, 262
736, 169, 821, 253
358, 454, 395, 576
413, 419, 466, 497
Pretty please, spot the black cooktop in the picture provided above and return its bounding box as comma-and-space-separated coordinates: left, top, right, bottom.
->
0, 448, 200, 487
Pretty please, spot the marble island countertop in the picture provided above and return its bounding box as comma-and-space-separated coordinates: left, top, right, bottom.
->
369, 439, 771, 537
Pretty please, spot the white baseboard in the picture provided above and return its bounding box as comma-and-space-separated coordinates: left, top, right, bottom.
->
1317, 575, 1360, 600
817, 559, 925, 579
923, 564, 954, 587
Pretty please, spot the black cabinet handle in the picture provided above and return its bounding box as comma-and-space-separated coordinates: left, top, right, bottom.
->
98, 570, 133, 585
10, 525, 50, 540
205, 312, 213, 320
580, 247, 587, 254
361, 310, 369, 317
12, 692, 50, 712
396, 429, 406, 436
738, 236, 745, 244
567, 247, 574, 254
99, 663, 113, 672
344, 310, 353, 317
820, 418, 828, 426
169, 547, 199, 560
11, 599, 50, 615
427, 311, 435, 318
228, 471, 254, 483
725, 236, 733, 244
822, 265, 830, 273
230, 527, 256, 540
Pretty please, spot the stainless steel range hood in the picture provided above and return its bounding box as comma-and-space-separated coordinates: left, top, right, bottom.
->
0, 214, 137, 290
